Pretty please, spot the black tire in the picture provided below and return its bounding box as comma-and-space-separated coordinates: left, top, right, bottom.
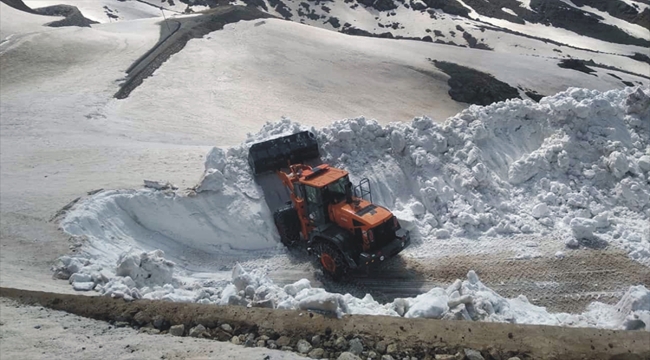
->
273, 205, 300, 247
315, 241, 349, 280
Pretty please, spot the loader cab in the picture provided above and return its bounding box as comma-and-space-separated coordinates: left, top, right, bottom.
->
297, 167, 352, 228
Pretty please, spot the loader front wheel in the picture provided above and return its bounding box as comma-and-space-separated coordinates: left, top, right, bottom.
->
273, 205, 300, 247
317, 242, 348, 280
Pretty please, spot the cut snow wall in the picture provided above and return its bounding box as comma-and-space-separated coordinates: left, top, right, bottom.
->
62, 87, 650, 270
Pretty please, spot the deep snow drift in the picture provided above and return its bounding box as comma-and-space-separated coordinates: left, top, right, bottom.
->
57, 86, 650, 329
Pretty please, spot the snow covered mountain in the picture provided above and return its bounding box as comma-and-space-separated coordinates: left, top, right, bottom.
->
1, 0, 649, 333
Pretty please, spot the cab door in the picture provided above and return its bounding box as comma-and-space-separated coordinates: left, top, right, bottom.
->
304, 185, 328, 227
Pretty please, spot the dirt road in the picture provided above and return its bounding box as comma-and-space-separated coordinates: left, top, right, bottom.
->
264, 246, 650, 313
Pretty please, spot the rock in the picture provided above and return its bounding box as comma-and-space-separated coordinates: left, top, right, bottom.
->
338, 352, 362, 360
311, 334, 322, 346
435, 355, 456, 360
139, 328, 160, 335
257, 340, 266, 347
231, 335, 241, 345
281, 346, 293, 351
268, 341, 278, 349
189, 324, 206, 338
144, 180, 176, 190
245, 338, 255, 347
565, 237, 580, 249
252, 299, 275, 308
375, 340, 388, 353
410, 0, 427, 10
335, 336, 348, 349
169, 324, 184, 336
508, 357, 522, 360
133, 311, 150, 326
386, 344, 398, 354
487, 348, 501, 360
152, 315, 167, 330
297, 339, 313, 354
382, 356, 395, 360
464, 349, 485, 360
309, 348, 325, 358
276, 336, 292, 347
348, 338, 364, 355
227, 295, 249, 307
368, 351, 378, 359
220, 323, 233, 332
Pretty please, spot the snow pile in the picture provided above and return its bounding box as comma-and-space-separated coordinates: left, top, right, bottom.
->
53, 249, 650, 330
61, 185, 277, 263
56, 86, 650, 328
306, 86, 649, 262
115, 250, 175, 288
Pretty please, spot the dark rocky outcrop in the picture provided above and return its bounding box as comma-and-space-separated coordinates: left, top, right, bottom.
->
462, 31, 493, 50
325, 16, 341, 28
33, 5, 98, 27
357, 0, 398, 11
629, 52, 650, 65
422, 0, 469, 17
431, 60, 521, 106
557, 59, 597, 75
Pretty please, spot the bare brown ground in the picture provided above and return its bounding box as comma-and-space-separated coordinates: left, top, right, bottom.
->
1, 287, 648, 360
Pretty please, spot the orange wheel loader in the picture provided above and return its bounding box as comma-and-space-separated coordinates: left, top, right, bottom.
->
248, 131, 410, 279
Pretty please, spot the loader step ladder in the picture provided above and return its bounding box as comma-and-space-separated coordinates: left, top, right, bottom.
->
354, 178, 372, 203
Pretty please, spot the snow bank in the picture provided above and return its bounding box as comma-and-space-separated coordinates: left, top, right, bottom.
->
56, 86, 650, 328
311, 86, 649, 263
55, 249, 650, 330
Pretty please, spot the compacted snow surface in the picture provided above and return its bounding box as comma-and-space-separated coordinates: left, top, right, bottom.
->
57, 87, 650, 330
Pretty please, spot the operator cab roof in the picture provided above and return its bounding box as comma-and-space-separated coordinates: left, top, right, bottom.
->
298, 164, 348, 188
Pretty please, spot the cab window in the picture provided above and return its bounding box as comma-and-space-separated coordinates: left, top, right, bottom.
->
305, 185, 320, 204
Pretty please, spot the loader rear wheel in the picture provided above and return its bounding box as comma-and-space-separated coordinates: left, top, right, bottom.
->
273, 205, 300, 247
316, 242, 348, 280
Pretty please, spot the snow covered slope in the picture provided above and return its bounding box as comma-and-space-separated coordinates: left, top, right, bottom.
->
23, 0, 199, 23
0, 2, 62, 39
220, 0, 650, 73
107, 18, 648, 145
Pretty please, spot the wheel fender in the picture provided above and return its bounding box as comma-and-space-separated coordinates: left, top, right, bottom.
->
310, 232, 358, 269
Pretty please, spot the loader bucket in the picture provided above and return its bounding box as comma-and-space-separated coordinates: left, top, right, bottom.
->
248, 131, 320, 175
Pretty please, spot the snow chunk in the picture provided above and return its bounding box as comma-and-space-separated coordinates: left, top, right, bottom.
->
404, 288, 449, 319
607, 152, 629, 179
196, 168, 225, 192
284, 279, 311, 297
531, 203, 550, 219
570, 218, 596, 240
115, 250, 174, 288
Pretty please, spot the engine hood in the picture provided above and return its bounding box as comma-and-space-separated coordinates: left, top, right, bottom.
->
332, 199, 393, 227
